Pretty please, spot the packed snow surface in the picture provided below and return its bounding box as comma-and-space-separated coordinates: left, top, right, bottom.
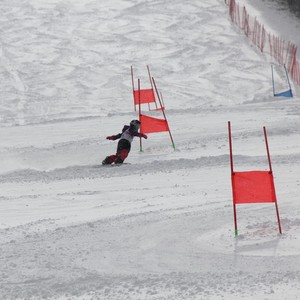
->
1, 0, 300, 299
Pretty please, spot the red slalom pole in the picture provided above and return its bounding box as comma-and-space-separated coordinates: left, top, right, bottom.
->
264, 126, 272, 173
228, 121, 234, 175
228, 121, 238, 236
147, 65, 158, 110
233, 204, 238, 237
264, 126, 282, 234
138, 79, 143, 152
275, 202, 282, 234
152, 77, 175, 149
131, 66, 136, 111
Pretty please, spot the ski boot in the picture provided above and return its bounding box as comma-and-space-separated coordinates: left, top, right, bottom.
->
114, 157, 124, 164
102, 156, 113, 165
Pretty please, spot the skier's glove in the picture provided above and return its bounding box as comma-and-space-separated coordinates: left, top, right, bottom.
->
142, 134, 148, 139
106, 136, 114, 140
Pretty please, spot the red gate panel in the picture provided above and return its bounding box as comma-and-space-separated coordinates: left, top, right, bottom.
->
140, 114, 169, 134
133, 89, 155, 105
232, 171, 277, 204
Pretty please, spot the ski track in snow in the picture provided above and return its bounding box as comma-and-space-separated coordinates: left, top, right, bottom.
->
1, 0, 300, 299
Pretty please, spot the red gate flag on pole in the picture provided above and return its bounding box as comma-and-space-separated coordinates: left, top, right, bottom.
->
232, 171, 277, 204
131, 66, 166, 111
151, 77, 175, 149
140, 114, 169, 134
133, 89, 155, 106
228, 121, 282, 236
137, 78, 175, 151
131, 65, 159, 111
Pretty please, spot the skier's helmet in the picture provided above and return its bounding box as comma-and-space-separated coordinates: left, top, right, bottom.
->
130, 119, 140, 131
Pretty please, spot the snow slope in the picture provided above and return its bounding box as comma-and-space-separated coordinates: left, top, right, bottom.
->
1, 0, 300, 299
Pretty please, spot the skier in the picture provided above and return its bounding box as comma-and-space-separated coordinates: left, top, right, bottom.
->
102, 120, 147, 165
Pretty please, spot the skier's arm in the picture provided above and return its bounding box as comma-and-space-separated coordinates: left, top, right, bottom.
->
106, 133, 122, 140
107, 125, 129, 140
134, 132, 147, 139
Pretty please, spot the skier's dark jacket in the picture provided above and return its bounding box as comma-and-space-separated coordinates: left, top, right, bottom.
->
109, 125, 145, 152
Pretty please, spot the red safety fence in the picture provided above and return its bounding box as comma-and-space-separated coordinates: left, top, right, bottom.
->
224, 0, 300, 87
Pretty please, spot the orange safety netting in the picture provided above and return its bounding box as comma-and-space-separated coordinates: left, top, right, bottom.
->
133, 89, 155, 105
232, 171, 277, 204
140, 114, 169, 134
